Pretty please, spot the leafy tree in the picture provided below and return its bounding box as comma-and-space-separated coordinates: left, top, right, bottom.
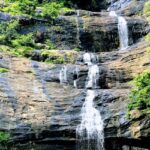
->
128, 71, 150, 111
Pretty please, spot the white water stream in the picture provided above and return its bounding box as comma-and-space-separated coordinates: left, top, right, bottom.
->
109, 11, 129, 50
59, 66, 67, 84
76, 53, 104, 150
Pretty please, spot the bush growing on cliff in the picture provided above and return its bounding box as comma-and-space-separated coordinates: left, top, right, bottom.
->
128, 71, 150, 113
2, 0, 37, 16
0, 131, 10, 149
0, 20, 19, 44
11, 33, 35, 48
0, 20, 36, 56
39, 2, 64, 19
0, 67, 9, 73
41, 50, 77, 64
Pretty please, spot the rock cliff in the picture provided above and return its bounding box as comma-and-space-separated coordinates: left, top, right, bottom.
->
0, 0, 150, 150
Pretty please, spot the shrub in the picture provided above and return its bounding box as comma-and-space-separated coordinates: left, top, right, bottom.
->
11, 33, 35, 47
13, 46, 34, 57
146, 33, 150, 42
2, 0, 37, 16
0, 132, 10, 143
0, 21, 41, 56
0, 131, 10, 149
0, 68, 9, 73
128, 71, 150, 111
73, 47, 80, 52
40, 2, 65, 19
41, 50, 77, 64
44, 39, 56, 50
1, 0, 72, 18
0, 20, 19, 43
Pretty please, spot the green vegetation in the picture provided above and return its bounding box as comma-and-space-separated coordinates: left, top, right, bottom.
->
0, 131, 17, 150
0, 0, 77, 64
0, 20, 19, 44
0, 67, 9, 73
2, 0, 37, 16
39, 2, 72, 19
0, 20, 35, 56
0, 131, 10, 149
0, 20, 77, 64
41, 50, 77, 64
44, 39, 56, 50
128, 71, 150, 114
144, 1, 150, 22
0, 20, 57, 57
0, 0, 72, 19
0, 131, 10, 143
73, 47, 80, 52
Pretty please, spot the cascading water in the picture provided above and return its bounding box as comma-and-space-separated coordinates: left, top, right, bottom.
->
59, 66, 67, 84
76, 10, 80, 48
74, 66, 79, 88
83, 53, 98, 66
109, 11, 117, 17
109, 11, 129, 50
118, 16, 128, 49
86, 65, 100, 89
76, 53, 104, 150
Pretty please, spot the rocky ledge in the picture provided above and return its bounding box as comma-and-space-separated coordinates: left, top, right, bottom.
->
0, 10, 148, 51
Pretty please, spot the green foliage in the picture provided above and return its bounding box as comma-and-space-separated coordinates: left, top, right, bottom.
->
0, 20, 19, 43
12, 46, 34, 57
0, 45, 11, 53
144, 1, 150, 22
146, 33, 150, 42
0, 67, 9, 73
0, 132, 10, 143
0, 131, 17, 150
0, 20, 57, 57
147, 48, 150, 55
44, 39, 56, 49
0, 131, 10, 149
0, 45, 33, 57
1, 0, 72, 18
2, 0, 37, 16
0, 20, 36, 56
42, 50, 65, 64
41, 50, 77, 64
40, 2, 64, 19
11, 33, 35, 47
128, 71, 150, 112
73, 47, 80, 52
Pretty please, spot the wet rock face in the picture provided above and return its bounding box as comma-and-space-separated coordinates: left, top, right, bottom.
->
0, 10, 148, 52
0, 38, 150, 149
0, 0, 150, 149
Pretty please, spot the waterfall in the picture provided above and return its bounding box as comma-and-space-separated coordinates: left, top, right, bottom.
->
118, 16, 128, 49
77, 10, 80, 17
59, 66, 67, 84
109, 11, 129, 50
86, 65, 100, 89
76, 10, 80, 48
83, 53, 98, 66
74, 66, 79, 88
109, 11, 117, 17
76, 53, 104, 150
